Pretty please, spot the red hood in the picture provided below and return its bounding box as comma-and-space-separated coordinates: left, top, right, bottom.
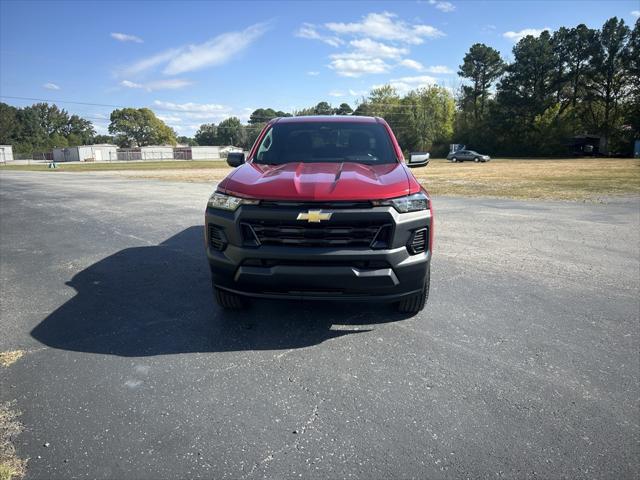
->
218, 162, 421, 201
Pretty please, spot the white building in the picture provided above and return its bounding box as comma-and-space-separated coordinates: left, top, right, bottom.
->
138, 146, 174, 160
0, 145, 14, 163
53, 144, 117, 163
174, 146, 222, 160
220, 146, 243, 156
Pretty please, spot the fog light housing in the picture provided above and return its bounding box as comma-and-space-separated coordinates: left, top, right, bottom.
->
407, 228, 428, 254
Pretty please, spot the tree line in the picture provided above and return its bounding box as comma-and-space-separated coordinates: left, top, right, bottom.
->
0, 103, 96, 154
455, 17, 638, 155
1, 16, 637, 157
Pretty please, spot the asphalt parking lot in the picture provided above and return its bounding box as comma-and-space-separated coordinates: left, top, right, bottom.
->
1, 171, 638, 479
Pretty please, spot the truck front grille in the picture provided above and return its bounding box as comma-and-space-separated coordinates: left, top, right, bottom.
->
243, 221, 392, 249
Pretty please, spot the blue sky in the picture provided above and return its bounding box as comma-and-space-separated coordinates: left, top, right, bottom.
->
1, 0, 638, 135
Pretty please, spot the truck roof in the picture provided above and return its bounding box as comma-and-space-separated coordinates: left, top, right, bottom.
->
275, 115, 379, 124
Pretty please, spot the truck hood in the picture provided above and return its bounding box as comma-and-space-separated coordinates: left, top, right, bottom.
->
218, 161, 420, 201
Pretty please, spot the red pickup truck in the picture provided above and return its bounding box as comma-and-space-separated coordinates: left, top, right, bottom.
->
205, 116, 433, 313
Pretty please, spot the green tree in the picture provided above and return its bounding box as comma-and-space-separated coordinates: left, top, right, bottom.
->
356, 85, 401, 123
108, 108, 176, 147
24, 103, 69, 137
92, 134, 115, 144
216, 117, 245, 146
313, 102, 333, 115
490, 30, 556, 154
623, 19, 640, 149
0, 103, 21, 144
458, 43, 505, 121
335, 103, 353, 115
65, 114, 95, 145
500, 31, 556, 119
47, 132, 69, 149
589, 17, 631, 153
397, 86, 455, 153
249, 108, 277, 125
293, 106, 316, 116
0, 101, 97, 152
194, 124, 218, 145
553, 25, 598, 112
177, 135, 198, 146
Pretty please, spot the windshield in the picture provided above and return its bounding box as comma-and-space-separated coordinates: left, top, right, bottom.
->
253, 121, 397, 165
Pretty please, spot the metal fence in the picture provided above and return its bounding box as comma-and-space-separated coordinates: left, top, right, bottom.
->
2, 148, 239, 164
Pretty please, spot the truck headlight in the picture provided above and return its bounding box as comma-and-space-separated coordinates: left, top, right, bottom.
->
373, 192, 430, 213
208, 191, 259, 211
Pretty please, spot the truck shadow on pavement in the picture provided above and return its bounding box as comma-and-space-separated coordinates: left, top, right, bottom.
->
31, 226, 411, 356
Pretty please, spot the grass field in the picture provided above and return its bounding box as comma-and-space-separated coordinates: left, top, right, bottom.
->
2, 158, 639, 201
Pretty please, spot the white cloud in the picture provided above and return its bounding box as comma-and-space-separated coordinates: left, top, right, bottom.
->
120, 78, 192, 91
43, 82, 60, 90
152, 100, 232, 120
349, 38, 408, 58
153, 100, 229, 113
349, 89, 368, 96
503, 27, 550, 42
299, 12, 444, 79
164, 23, 269, 74
295, 23, 343, 47
307, 71, 320, 76
398, 60, 454, 74
329, 90, 345, 97
425, 65, 454, 74
156, 114, 183, 123
325, 12, 444, 45
428, 0, 456, 12
120, 22, 269, 77
374, 75, 438, 95
631, 10, 640, 18
328, 55, 391, 77
121, 80, 143, 89
151, 100, 255, 134
121, 49, 181, 77
111, 32, 143, 43
399, 59, 424, 71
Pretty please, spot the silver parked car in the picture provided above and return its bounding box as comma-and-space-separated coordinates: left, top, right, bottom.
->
447, 150, 491, 162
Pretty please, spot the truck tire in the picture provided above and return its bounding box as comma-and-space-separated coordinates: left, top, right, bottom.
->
451, 157, 457, 162
397, 264, 430, 314
214, 285, 246, 310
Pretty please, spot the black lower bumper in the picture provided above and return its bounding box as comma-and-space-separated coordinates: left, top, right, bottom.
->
205, 204, 431, 301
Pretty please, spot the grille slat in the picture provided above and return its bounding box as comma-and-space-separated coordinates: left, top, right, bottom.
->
246, 220, 389, 248
259, 201, 372, 209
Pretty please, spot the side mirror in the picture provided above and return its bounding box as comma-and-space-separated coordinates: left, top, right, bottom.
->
408, 152, 429, 168
226, 151, 245, 167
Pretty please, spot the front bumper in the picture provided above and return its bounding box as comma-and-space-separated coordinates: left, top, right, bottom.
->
205, 204, 432, 301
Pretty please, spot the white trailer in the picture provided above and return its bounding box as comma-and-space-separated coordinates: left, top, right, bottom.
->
139, 146, 174, 160
52, 144, 117, 162
0, 145, 14, 163
173, 146, 221, 160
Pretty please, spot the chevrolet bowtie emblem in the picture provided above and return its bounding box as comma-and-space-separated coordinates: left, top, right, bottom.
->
296, 210, 333, 223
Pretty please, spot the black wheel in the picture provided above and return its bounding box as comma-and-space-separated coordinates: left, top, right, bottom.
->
474, 157, 480, 162
451, 157, 457, 163
214, 285, 246, 309
397, 264, 430, 314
